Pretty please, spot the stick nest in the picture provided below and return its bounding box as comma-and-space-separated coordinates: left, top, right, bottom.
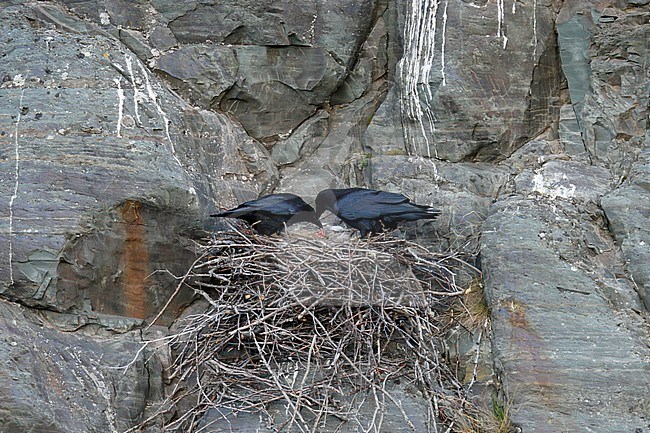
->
138, 228, 483, 433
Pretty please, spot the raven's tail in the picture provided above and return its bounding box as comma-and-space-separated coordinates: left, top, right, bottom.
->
413, 204, 441, 219
210, 208, 248, 218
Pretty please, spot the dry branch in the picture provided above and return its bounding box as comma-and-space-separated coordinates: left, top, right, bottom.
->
133, 229, 483, 433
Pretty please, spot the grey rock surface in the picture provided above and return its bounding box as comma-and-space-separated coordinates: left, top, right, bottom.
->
0, 299, 164, 433
271, 110, 330, 166
602, 158, 650, 310
149, 0, 381, 142
195, 382, 428, 433
366, 0, 563, 162
152, 0, 378, 69
219, 45, 345, 140
482, 196, 650, 432
153, 45, 238, 107
557, 0, 649, 173
0, 4, 276, 318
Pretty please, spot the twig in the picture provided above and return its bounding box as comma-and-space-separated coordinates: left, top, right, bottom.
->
144, 252, 209, 331
127, 230, 482, 433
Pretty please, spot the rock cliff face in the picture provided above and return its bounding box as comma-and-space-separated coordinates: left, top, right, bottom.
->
0, 0, 648, 432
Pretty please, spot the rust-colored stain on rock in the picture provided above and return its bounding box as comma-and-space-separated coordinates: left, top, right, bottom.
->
120, 200, 149, 319
504, 298, 530, 330
500, 297, 559, 401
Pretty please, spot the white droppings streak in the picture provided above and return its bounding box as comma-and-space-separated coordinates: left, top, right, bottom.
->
114, 77, 124, 138
399, 0, 440, 157
440, 0, 449, 87
496, 0, 507, 48
73, 351, 118, 433
8, 86, 26, 286
136, 60, 183, 168
533, 0, 538, 59
307, 14, 317, 45
496, 0, 502, 37
419, 0, 439, 101
124, 55, 141, 125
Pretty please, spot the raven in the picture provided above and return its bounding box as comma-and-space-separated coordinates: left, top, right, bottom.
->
315, 188, 440, 237
211, 193, 322, 235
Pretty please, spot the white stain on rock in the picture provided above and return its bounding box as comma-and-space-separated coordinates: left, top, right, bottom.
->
399, 0, 440, 157
99, 12, 110, 26
124, 55, 142, 125
532, 171, 577, 199
113, 77, 124, 138
9, 86, 27, 285
12, 74, 26, 87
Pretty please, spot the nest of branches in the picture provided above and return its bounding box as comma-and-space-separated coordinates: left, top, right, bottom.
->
136, 228, 484, 433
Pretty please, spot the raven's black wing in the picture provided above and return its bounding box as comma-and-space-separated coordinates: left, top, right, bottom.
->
331, 189, 439, 236
213, 193, 311, 218
334, 189, 411, 220
212, 193, 319, 235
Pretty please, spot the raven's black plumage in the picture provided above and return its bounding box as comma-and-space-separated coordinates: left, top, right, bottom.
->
211, 193, 322, 235
315, 188, 440, 237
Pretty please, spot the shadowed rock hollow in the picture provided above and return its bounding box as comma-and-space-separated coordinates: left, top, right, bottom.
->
0, 0, 648, 432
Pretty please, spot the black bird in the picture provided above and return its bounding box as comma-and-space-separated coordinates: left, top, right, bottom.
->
211, 193, 323, 236
315, 188, 440, 237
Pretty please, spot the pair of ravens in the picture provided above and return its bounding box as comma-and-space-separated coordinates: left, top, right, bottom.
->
211, 188, 439, 238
